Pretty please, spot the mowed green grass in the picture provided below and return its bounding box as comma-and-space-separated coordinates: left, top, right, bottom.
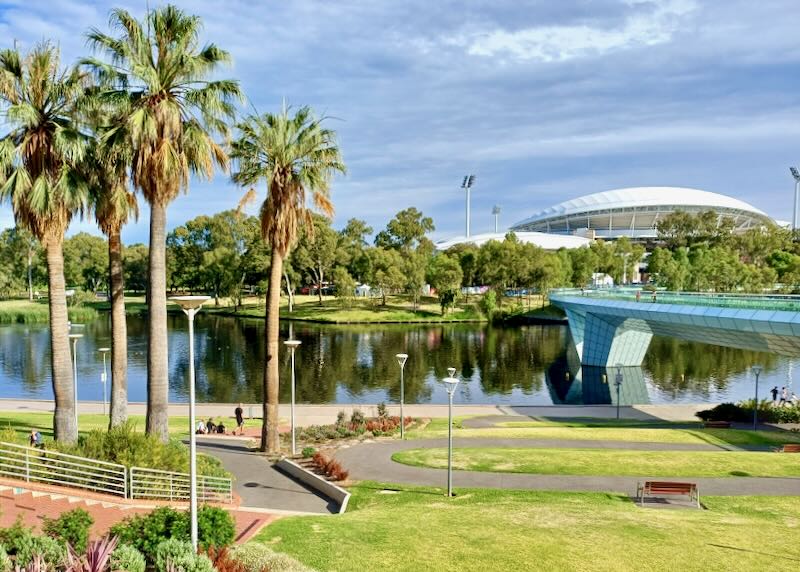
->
411, 417, 800, 447
392, 447, 800, 478
256, 483, 800, 572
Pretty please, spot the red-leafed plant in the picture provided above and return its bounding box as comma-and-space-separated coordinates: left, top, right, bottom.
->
65, 536, 118, 572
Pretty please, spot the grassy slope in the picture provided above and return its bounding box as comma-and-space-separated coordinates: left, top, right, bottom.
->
257, 483, 800, 572
0, 300, 97, 324
392, 447, 800, 478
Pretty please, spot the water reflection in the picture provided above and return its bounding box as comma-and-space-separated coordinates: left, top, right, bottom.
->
0, 314, 790, 405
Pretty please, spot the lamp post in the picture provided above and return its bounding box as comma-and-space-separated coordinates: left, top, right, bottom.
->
284, 340, 302, 455
447, 367, 456, 378
68, 333, 83, 429
98, 347, 110, 416
752, 365, 762, 431
169, 295, 210, 552
443, 375, 460, 497
461, 175, 476, 238
395, 354, 408, 439
614, 363, 623, 420
790, 168, 800, 230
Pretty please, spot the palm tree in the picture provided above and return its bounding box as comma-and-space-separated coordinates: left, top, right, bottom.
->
232, 106, 345, 453
84, 5, 240, 440
0, 44, 88, 443
84, 106, 137, 428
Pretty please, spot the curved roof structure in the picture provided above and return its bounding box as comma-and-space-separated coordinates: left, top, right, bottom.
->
511, 187, 773, 239
435, 231, 591, 251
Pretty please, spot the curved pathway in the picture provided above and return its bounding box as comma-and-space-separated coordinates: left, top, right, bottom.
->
333, 438, 800, 496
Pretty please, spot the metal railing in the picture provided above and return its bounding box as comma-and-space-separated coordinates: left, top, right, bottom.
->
130, 467, 233, 503
0, 441, 127, 497
0, 442, 233, 503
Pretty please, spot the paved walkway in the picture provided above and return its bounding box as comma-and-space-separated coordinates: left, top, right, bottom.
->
333, 438, 800, 496
195, 437, 335, 514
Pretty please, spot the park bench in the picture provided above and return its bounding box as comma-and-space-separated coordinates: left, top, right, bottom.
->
774, 444, 800, 453
703, 421, 731, 429
637, 481, 699, 508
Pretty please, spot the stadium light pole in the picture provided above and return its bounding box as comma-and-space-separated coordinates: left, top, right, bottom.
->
169, 295, 210, 552
751, 365, 762, 431
790, 168, 800, 230
443, 375, 460, 497
461, 175, 475, 238
492, 205, 501, 233
98, 347, 110, 416
284, 340, 301, 455
395, 354, 408, 439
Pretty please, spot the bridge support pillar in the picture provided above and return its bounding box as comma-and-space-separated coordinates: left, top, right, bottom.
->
565, 309, 652, 366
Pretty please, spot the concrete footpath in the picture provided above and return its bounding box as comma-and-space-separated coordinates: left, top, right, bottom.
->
333, 438, 800, 497
0, 399, 712, 424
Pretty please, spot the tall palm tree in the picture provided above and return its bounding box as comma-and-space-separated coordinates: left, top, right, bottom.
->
84, 5, 240, 440
232, 106, 345, 453
84, 105, 137, 428
0, 44, 88, 443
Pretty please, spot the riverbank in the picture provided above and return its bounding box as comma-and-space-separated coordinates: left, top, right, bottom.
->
0, 300, 97, 324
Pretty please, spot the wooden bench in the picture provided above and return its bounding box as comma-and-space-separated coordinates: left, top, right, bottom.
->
703, 420, 731, 429
637, 481, 699, 508
774, 444, 800, 453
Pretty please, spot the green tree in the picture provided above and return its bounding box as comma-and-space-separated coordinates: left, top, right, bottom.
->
63, 232, 108, 292
374, 207, 434, 250
367, 247, 405, 305
427, 254, 463, 315
123, 244, 148, 292
292, 214, 339, 305
337, 218, 372, 283
332, 266, 356, 308
232, 105, 345, 453
85, 5, 241, 440
0, 227, 43, 299
0, 43, 88, 443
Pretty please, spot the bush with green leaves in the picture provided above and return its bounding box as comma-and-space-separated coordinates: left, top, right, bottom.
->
229, 543, 314, 572
111, 544, 146, 572
196, 506, 235, 550
154, 539, 214, 572
696, 401, 800, 423
0, 425, 18, 444
110, 507, 189, 561
0, 517, 32, 556
42, 508, 93, 552
0, 545, 11, 572
301, 446, 316, 459
14, 534, 66, 570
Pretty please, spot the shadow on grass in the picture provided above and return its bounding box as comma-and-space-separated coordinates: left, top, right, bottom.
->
708, 544, 800, 562
353, 482, 444, 498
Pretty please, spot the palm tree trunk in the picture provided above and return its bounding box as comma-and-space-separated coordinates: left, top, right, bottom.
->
262, 250, 283, 453
45, 237, 76, 443
108, 227, 128, 428
146, 202, 169, 441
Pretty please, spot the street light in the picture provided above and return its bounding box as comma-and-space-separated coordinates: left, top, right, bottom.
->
790, 168, 800, 230
461, 174, 476, 238
284, 339, 302, 455
751, 364, 763, 431
395, 354, 408, 439
68, 333, 83, 429
169, 295, 210, 552
98, 347, 110, 416
443, 375, 460, 497
614, 363, 623, 420
447, 367, 456, 378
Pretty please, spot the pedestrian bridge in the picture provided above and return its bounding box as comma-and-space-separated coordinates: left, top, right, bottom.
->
549, 288, 800, 366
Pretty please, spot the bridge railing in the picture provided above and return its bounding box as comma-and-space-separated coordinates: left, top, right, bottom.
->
550, 287, 800, 312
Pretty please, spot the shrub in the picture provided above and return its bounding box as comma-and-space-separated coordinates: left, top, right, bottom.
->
15, 534, 66, 570
0, 545, 11, 572
65, 536, 118, 572
153, 539, 214, 572
696, 401, 800, 424
301, 447, 315, 459
229, 543, 314, 572
110, 507, 189, 561
42, 508, 94, 552
204, 546, 246, 572
111, 544, 146, 572
0, 425, 18, 444
350, 410, 365, 426
0, 517, 33, 556
196, 506, 235, 550
377, 402, 388, 419
335, 411, 346, 428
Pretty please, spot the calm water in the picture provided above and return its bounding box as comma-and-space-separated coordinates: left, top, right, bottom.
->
0, 314, 793, 405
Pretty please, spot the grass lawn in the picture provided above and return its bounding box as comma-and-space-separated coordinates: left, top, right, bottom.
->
392, 447, 800, 478
0, 299, 97, 324
256, 482, 800, 572
410, 417, 800, 447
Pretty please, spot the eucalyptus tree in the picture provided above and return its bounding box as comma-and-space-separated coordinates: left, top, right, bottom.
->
232, 105, 346, 453
0, 43, 88, 443
84, 5, 241, 439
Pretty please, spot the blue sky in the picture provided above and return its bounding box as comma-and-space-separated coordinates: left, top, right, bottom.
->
1, 0, 800, 243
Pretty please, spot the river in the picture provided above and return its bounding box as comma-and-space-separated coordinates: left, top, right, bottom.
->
0, 314, 791, 405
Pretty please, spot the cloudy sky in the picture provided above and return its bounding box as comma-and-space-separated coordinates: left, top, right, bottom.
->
1, 0, 800, 243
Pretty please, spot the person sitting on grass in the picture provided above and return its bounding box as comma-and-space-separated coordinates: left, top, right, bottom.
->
216, 422, 226, 434
29, 430, 44, 449
195, 420, 207, 434
207, 418, 217, 433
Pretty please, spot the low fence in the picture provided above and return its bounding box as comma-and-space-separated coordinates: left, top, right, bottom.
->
0, 441, 232, 503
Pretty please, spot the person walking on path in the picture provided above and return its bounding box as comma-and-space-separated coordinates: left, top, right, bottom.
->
235, 403, 245, 435
770, 386, 779, 405
779, 387, 788, 406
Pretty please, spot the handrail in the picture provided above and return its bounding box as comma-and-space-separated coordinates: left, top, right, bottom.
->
129, 466, 232, 503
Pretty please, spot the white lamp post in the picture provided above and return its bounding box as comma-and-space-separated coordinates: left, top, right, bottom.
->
169, 295, 210, 552
447, 367, 456, 378
443, 375, 460, 497
98, 347, 110, 416
614, 363, 623, 420
752, 365, 762, 430
284, 340, 302, 455
395, 353, 408, 439
68, 333, 83, 429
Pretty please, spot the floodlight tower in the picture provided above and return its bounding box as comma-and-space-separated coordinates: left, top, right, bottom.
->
790, 167, 800, 230
461, 175, 476, 238
492, 205, 501, 233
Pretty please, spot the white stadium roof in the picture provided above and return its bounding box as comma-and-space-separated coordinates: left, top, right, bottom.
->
510, 187, 773, 238
435, 231, 591, 251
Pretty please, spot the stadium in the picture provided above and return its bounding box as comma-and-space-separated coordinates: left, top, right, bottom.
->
509, 187, 774, 240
